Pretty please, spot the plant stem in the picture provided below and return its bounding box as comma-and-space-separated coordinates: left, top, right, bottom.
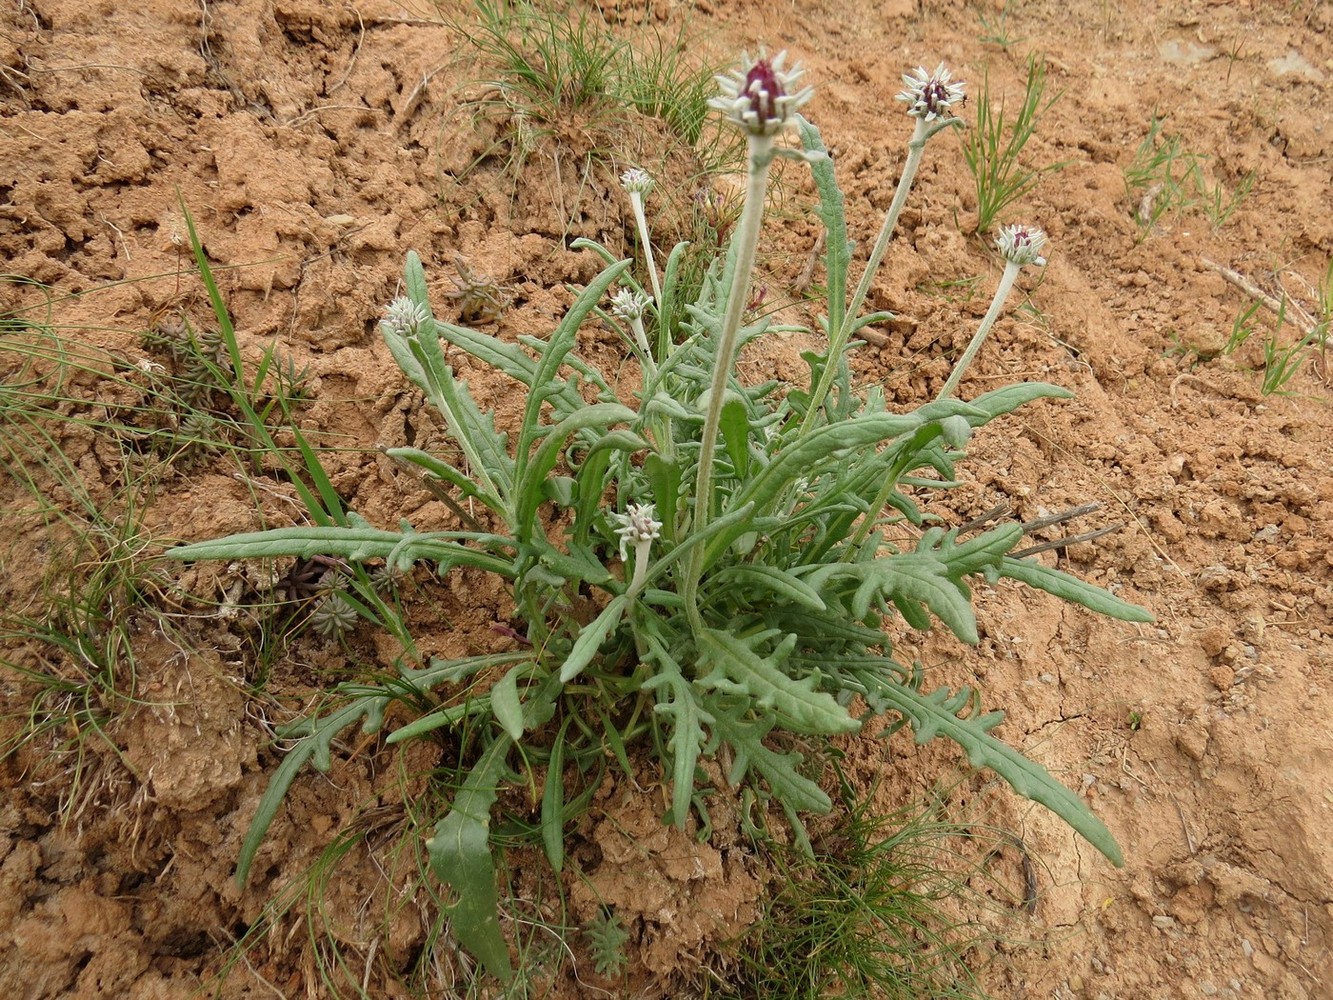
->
631, 191, 664, 309
800, 117, 930, 436
683, 133, 774, 626
629, 314, 658, 382
936, 259, 1021, 400
848, 257, 1022, 550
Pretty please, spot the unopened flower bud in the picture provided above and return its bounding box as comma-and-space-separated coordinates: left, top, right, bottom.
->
610, 287, 651, 321
381, 296, 431, 338
996, 224, 1048, 267
620, 168, 654, 195
710, 50, 814, 138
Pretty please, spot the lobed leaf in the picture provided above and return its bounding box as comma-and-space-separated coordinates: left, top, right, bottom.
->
642, 634, 714, 829
998, 556, 1155, 622
859, 674, 1124, 866
708, 564, 827, 611
165, 525, 515, 578
707, 700, 832, 816
235, 697, 390, 886
696, 628, 859, 735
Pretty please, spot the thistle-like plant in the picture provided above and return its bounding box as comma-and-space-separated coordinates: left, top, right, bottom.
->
167, 53, 1150, 983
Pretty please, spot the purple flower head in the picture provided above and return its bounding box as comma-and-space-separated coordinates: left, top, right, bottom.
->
897, 62, 967, 121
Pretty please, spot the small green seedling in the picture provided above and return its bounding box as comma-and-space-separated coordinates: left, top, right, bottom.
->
961, 53, 1066, 234
1125, 114, 1255, 238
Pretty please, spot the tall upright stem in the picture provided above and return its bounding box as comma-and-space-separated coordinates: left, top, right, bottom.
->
849, 257, 1022, 550
683, 135, 774, 628
800, 118, 930, 436
631, 192, 664, 308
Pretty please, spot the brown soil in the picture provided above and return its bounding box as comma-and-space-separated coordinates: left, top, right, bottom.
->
3, 0, 1332, 997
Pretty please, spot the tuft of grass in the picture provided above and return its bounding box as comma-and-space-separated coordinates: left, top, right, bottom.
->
712, 773, 1002, 1000
961, 54, 1065, 235
0, 244, 335, 798
1181, 256, 1331, 394
469, 0, 623, 119
441, 0, 743, 244
1257, 298, 1319, 396
0, 314, 179, 810
1200, 165, 1255, 230
975, 6, 1026, 50
1124, 113, 1255, 239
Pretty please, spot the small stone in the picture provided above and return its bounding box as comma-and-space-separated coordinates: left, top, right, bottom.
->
1198, 626, 1229, 658
1175, 722, 1210, 761
1152, 914, 1177, 929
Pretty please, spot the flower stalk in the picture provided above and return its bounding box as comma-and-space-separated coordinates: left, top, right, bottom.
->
800, 63, 965, 435
685, 52, 812, 624
611, 502, 663, 596
621, 168, 663, 308
610, 287, 658, 381
936, 223, 1047, 400
848, 222, 1044, 550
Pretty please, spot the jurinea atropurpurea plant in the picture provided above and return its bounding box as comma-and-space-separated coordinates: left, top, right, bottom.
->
169, 52, 1150, 981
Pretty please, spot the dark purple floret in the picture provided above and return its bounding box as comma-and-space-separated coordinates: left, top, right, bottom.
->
743, 58, 783, 125
922, 78, 952, 116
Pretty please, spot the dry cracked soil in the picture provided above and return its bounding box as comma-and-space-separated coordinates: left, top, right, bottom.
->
2, 0, 1332, 998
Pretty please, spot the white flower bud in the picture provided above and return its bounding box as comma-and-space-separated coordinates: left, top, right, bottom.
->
996, 224, 1048, 267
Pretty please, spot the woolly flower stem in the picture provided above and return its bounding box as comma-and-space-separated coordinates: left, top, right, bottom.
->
937, 224, 1046, 400
684, 133, 774, 622
629, 191, 663, 307
844, 116, 930, 342
800, 116, 930, 434
936, 260, 1022, 400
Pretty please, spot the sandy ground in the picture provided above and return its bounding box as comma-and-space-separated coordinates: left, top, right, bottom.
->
1, 0, 1331, 997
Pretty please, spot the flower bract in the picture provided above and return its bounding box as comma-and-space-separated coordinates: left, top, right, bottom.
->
709, 50, 814, 137
610, 288, 651, 321
996, 224, 1048, 266
896, 62, 966, 121
610, 502, 662, 562
381, 296, 431, 338
620, 168, 654, 195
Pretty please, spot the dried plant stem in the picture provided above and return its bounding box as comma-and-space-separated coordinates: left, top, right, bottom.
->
1200, 256, 1319, 334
